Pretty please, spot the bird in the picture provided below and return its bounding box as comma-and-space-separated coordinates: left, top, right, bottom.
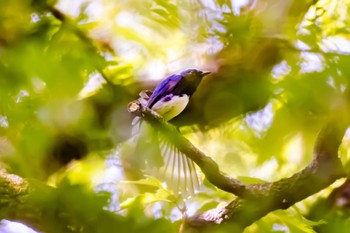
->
131, 68, 210, 197
147, 69, 211, 121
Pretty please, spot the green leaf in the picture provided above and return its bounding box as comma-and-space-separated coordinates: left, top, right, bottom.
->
272, 209, 325, 233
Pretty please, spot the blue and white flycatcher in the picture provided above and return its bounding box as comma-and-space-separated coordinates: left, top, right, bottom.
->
131, 68, 210, 196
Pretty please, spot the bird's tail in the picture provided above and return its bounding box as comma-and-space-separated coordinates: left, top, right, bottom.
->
157, 133, 200, 197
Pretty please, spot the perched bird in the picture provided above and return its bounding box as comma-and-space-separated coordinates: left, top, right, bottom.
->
131, 68, 210, 196
147, 69, 211, 120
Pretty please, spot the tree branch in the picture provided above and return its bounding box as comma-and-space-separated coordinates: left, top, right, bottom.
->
128, 100, 247, 196
0, 169, 127, 233
129, 98, 349, 232
0, 169, 40, 230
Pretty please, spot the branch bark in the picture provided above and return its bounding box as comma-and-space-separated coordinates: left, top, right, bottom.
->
0, 169, 40, 230
190, 120, 347, 231
0, 169, 127, 233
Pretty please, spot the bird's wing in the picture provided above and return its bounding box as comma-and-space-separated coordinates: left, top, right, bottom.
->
147, 74, 182, 108
133, 120, 200, 197
156, 133, 200, 197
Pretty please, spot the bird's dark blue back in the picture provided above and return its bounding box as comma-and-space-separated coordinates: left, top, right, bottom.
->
146, 74, 182, 109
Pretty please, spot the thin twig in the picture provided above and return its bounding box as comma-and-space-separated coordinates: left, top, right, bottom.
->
47, 6, 115, 87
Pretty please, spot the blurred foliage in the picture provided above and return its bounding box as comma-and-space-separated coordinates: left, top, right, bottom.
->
1, 0, 350, 232
306, 178, 350, 233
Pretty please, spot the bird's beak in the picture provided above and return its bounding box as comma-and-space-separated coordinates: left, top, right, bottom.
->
201, 71, 211, 76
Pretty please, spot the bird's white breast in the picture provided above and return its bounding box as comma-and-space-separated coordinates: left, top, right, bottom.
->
151, 94, 189, 121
